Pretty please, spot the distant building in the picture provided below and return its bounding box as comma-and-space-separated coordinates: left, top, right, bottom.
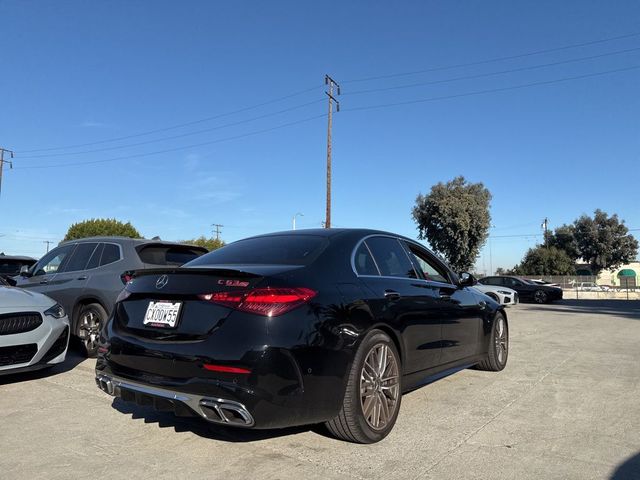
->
594, 262, 640, 288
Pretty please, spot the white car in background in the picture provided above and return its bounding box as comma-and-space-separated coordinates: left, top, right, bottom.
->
575, 282, 609, 292
473, 283, 519, 307
0, 281, 70, 375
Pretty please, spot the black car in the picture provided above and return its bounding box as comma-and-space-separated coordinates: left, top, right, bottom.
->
478, 276, 563, 304
96, 229, 508, 443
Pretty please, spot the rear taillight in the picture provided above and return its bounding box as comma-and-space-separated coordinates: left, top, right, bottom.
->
198, 287, 316, 317
120, 271, 135, 285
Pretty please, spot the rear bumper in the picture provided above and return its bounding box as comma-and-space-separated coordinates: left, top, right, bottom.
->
96, 372, 255, 427
95, 311, 353, 429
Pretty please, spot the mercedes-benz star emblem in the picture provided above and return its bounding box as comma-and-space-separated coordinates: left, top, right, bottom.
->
155, 274, 169, 289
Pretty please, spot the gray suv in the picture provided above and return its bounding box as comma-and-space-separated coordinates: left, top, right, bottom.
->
15, 237, 207, 356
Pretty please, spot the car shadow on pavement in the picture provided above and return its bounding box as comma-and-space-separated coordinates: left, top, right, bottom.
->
610, 452, 640, 480
0, 349, 87, 386
110, 397, 328, 442
526, 299, 640, 320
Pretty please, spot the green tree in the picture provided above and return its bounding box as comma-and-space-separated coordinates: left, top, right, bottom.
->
181, 236, 225, 251
64, 218, 141, 241
514, 246, 576, 276
545, 224, 580, 260
412, 176, 492, 272
573, 209, 638, 275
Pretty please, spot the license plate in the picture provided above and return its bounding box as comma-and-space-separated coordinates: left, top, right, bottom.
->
143, 301, 182, 328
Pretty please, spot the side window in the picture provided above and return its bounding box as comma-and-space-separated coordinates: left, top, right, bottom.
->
100, 244, 121, 266
86, 243, 104, 270
33, 245, 75, 276
404, 244, 450, 283
483, 277, 500, 286
506, 278, 521, 288
353, 242, 379, 276
365, 237, 417, 279
61, 243, 98, 272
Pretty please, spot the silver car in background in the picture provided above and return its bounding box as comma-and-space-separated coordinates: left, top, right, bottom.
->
0, 284, 69, 375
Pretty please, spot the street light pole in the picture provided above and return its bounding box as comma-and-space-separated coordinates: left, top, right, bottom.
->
292, 212, 304, 230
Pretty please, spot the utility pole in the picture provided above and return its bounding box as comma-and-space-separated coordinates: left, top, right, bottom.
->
0, 147, 15, 198
541, 217, 549, 246
324, 75, 340, 229
211, 223, 223, 241
43, 240, 53, 253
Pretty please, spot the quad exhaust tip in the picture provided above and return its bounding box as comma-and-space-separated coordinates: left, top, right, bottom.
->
95, 374, 254, 427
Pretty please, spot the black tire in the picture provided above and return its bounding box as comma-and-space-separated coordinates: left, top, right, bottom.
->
75, 303, 108, 358
477, 312, 508, 372
533, 289, 548, 304
325, 330, 402, 443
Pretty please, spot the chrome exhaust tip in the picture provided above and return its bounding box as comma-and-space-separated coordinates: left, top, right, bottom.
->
199, 398, 255, 427
95, 375, 114, 395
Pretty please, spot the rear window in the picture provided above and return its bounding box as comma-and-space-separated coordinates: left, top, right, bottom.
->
138, 245, 206, 266
186, 235, 327, 267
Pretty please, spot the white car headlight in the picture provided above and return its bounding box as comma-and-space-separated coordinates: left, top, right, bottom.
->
44, 304, 66, 319
497, 290, 511, 295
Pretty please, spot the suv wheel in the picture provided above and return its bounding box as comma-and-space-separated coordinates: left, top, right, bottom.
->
76, 303, 107, 358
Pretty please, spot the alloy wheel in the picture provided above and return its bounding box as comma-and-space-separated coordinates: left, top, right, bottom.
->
534, 290, 547, 303
360, 343, 400, 430
495, 317, 508, 365
78, 310, 102, 353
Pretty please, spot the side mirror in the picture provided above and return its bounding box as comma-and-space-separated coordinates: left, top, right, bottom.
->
20, 265, 32, 277
459, 272, 477, 287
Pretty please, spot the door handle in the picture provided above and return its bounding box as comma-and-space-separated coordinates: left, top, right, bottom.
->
77, 276, 88, 280
39, 280, 48, 285
439, 288, 453, 299
384, 290, 401, 300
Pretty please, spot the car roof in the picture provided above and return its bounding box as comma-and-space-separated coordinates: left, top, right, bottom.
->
0, 254, 37, 261
58, 237, 207, 250
240, 228, 421, 244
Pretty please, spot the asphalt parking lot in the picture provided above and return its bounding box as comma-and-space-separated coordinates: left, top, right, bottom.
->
1, 301, 639, 480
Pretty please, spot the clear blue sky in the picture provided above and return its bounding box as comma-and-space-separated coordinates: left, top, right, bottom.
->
1, 0, 639, 272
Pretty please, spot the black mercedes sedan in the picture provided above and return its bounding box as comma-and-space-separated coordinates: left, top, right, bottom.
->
478, 275, 563, 304
96, 229, 508, 443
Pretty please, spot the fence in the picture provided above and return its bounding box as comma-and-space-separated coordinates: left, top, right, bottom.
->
520, 275, 639, 300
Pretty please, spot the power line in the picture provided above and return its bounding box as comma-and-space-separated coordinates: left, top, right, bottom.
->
344, 64, 640, 113
344, 46, 640, 96
19, 98, 325, 159
12, 64, 640, 171
490, 233, 543, 238
342, 30, 640, 84
17, 84, 323, 154
14, 113, 327, 170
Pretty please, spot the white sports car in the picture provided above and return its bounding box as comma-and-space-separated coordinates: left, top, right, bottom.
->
0, 283, 70, 375
473, 284, 519, 307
